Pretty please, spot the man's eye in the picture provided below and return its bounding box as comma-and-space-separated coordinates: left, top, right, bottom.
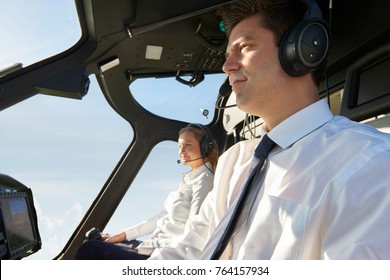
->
240, 44, 248, 52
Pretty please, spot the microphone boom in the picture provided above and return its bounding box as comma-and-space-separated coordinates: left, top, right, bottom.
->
177, 156, 204, 164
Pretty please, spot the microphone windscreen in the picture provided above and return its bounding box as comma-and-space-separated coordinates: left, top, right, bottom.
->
219, 83, 232, 97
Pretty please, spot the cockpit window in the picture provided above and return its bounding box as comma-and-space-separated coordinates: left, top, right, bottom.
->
130, 73, 227, 124
0, 0, 81, 72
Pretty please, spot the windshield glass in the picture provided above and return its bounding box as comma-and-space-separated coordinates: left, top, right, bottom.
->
131, 73, 227, 123
0, 0, 81, 72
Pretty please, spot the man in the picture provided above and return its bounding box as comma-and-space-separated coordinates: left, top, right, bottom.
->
150, 0, 390, 260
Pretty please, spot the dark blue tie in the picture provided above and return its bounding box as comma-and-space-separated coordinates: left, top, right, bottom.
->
208, 134, 275, 259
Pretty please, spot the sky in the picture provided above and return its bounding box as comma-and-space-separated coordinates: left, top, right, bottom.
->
0, 0, 226, 259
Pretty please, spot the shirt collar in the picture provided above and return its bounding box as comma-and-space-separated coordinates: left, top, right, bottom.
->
267, 99, 334, 149
184, 161, 212, 181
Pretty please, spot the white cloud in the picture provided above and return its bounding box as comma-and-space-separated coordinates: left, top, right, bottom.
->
28, 200, 84, 260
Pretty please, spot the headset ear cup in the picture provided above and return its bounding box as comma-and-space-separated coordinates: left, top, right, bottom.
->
200, 135, 214, 157
200, 137, 208, 157
205, 141, 214, 157
279, 27, 293, 75
279, 19, 329, 76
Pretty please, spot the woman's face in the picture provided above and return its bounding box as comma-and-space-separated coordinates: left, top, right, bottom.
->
178, 131, 204, 169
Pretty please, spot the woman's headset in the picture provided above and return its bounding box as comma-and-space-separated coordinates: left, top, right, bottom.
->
279, 0, 330, 77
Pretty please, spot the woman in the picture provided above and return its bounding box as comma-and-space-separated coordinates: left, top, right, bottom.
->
75, 123, 218, 259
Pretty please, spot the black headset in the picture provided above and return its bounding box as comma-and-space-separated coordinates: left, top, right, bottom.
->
279, 0, 329, 77
186, 123, 214, 157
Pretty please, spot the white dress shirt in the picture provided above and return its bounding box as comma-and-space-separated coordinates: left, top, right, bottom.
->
150, 99, 390, 259
124, 162, 214, 255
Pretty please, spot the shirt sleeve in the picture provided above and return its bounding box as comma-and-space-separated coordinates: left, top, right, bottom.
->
124, 210, 167, 241
322, 149, 390, 259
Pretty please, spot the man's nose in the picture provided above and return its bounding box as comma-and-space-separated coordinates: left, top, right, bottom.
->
222, 55, 239, 75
